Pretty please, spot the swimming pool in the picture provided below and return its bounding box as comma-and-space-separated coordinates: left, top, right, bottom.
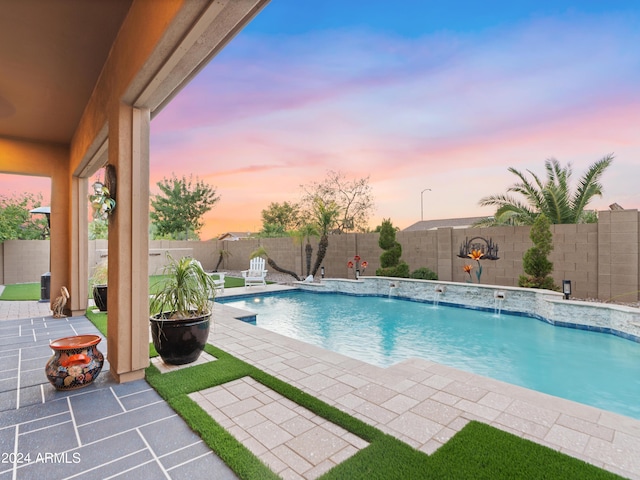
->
222, 291, 640, 419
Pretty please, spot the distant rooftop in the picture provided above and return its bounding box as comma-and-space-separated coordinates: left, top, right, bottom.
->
218, 231, 254, 241
404, 216, 488, 231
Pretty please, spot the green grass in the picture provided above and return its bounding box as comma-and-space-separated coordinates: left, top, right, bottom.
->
0, 283, 40, 300
221, 276, 246, 288
150, 274, 245, 294
0, 274, 242, 303
145, 344, 622, 480
85, 309, 108, 336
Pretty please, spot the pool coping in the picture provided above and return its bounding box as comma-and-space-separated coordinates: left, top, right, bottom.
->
297, 278, 640, 343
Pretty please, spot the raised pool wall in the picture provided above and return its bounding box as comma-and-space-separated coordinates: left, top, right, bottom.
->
297, 277, 640, 343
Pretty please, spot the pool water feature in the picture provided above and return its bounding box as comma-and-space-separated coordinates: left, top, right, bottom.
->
222, 291, 640, 420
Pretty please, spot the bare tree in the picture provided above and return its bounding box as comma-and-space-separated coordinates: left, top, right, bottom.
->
300, 170, 374, 233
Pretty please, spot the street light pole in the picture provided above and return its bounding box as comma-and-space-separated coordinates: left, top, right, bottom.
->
421, 188, 431, 222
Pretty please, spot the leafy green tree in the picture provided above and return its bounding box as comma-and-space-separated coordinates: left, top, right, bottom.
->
518, 214, 556, 290
150, 174, 219, 240
300, 170, 374, 233
88, 218, 108, 240
0, 193, 48, 241
260, 201, 300, 234
478, 155, 613, 226
376, 218, 409, 277
256, 223, 287, 238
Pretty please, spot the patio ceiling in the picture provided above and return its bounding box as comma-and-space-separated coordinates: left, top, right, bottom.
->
0, 0, 134, 145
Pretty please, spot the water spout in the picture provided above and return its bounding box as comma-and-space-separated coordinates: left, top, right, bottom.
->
434, 285, 445, 307
389, 282, 398, 298
493, 290, 506, 316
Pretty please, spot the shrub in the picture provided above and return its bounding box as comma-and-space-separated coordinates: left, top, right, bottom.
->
518, 214, 557, 290
376, 219, 409, 278
380, 243, 402, 267
377, 262, 410, 278
410, 267, 438, 280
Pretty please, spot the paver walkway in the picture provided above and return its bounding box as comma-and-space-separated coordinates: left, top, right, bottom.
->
192, 376, 368, 479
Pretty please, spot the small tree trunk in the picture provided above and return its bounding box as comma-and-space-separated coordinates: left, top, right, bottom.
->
266, 257, 300, 281
305, 242, 313, 277
214, 252, 223, 272
311, 235, 328, 277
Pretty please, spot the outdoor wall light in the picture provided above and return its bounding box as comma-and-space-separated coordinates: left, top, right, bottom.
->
562, 280, 572, 300
89, 165, 117, 219
321, 266, 325, 278
92, 181, 104, 195
356, 269, 360, 279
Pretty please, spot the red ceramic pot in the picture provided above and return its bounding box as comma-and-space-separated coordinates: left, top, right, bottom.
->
45, 335, 104, 390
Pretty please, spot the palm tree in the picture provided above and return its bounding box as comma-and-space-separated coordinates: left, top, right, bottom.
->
290, 223, 319, 277
478, 155, 614, 225
310, 197, 340, 277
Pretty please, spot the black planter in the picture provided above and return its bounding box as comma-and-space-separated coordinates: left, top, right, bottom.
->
150, 312, 210, 365
92, 285, 108, 312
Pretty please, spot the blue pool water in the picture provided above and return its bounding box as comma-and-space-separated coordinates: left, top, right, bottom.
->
222, 291, 640, 419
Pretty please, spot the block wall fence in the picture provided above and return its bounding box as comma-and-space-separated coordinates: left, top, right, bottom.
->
1, 210, 638, 302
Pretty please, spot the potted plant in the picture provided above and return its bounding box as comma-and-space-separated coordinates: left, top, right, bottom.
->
90, 261, 108, 312
149, 255, 218, 365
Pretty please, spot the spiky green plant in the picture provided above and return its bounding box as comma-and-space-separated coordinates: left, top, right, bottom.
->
149, 254, 217, 318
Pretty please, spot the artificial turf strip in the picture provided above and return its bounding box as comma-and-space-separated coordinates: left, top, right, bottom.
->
220, 276, 246, 288
0, 275, 245, 302
144, 343, 623, 480
84, 308, 107, 336
0, 282, 40, 300
425, 421, 622, 480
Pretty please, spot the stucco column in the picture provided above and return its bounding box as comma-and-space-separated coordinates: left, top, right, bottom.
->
68, 176, 89, 315
107, 103, 150, 383
49, 156, 73, 314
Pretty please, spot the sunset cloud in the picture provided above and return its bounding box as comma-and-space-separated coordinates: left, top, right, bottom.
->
148, 8, 640, 240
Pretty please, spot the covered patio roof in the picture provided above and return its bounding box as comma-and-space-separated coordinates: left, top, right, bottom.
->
0, 0, 270, 382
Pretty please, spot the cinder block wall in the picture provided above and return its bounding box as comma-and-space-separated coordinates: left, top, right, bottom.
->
2, 240, 50, 284
2, 210, 638, 301
598, 210, 639, 302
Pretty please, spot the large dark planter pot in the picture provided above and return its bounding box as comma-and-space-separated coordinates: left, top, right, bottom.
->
150, 312, 210, 365
92, 284, 108, 312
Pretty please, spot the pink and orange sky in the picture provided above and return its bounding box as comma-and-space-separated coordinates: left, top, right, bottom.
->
3, 1, 640, 240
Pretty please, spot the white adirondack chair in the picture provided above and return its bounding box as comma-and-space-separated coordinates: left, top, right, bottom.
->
195, 261, 225, 295
209, 272, 225, 294
242, 257, 268, 287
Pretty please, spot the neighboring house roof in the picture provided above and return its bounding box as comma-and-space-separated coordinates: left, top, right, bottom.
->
218, 232, 254, 241
404, 216, 488, 231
